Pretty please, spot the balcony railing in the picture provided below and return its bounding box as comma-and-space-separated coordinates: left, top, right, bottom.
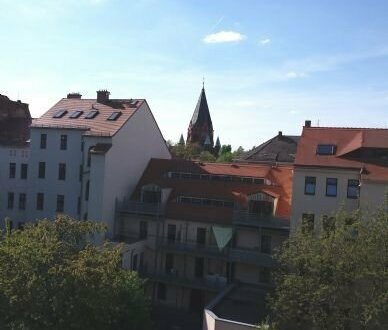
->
233, 210, 289, 229
156, 238, 229, 259
229, 248, 274, 267
120, 201, 165, 216
140, 270, 228, 291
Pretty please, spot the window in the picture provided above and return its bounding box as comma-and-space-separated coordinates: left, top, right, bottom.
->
38, 162, 46, 178
18, 193, 26, 210
40, 134, 47, 149
58, 163, 66, 180
167, 224, 176, 242
347, 179, 359, 199
9, 163, 16, 178
132, 254, 138, 271
260, 267, 271, 284
316, 144, 336, 155
139, 221, 148, 239
165, 253, 174, 274
248, 200, 273, 215
157, 283, 166, 300
194, 257, 204, 278
36, 193, 44, 210
69, 110, 83, 118
107, 111, 122, 121
79, 165, 83, 181
326, 178, 338, 197
85, 110, 99, 119
85, 181, 90, 201
21, 163, 28, 179
7, 192, 14, 209
60, 135, 67, 150
87, 146, 93, 167
304, 176, 316, 195
53, 109, 68, 118
322, 215, 335, 233
261, 235, 272, 254
56, 195, 65, 212
302, 213, 315, 232
196, 228, 206, 245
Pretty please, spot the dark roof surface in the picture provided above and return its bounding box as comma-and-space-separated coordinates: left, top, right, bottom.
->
239, 133, 300, 163
295, 126, 388, 183
190, 87, 213, 128
0, 94, 31, 145
32, 97, 144, 136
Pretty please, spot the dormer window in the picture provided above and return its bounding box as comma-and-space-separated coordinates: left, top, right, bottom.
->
316, 144, 336, 155
107, 111, 122, 121
69, 110, 83, 119
85, 110, 99, 119
53, 110, 68, 118
141, 184, 161, 203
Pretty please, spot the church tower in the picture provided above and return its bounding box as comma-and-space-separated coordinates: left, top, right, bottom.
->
186, 85, 214, 149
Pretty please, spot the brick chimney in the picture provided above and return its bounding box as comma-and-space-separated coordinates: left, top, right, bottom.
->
97, 90, 110, 103
278, 131, 283, 137
304, 120, 311, 128
67, 93, 82, 99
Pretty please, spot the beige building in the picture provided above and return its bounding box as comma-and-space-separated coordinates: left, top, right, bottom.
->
291, 121, 388, 231
115, 158, 293, 329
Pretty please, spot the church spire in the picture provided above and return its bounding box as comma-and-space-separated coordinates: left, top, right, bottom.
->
187, 84, 214, 148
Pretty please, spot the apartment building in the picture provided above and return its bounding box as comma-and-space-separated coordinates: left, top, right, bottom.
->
0, 95, 31, 228
0, 90, 171, 235
116, 158, 293, 328
291, 120, 388, 231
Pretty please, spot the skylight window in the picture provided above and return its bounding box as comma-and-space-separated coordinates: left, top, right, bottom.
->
53, 110, 68, 118
69, 110, 84, 119
107, 111, 122, 121
85, 110, 99, 119
316, 144, 336, 155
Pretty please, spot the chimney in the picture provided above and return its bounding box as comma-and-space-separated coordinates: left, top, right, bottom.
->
97, 90, 110, 103
304, 120, 311, 128
278, 131, 283, 137
67, 93, 82, 99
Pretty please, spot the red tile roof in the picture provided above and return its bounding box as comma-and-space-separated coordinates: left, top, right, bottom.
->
31, 98, 144, 136
295, 127, 388, 182
131, 158, 293, 224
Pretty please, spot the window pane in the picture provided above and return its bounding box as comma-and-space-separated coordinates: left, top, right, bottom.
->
326, 178, 337, 197
304, 176, 316, 195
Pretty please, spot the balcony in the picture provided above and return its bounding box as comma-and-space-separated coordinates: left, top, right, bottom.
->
232, 210, 289, 230
140, 270, 228, 292
156, 238, 229, 259
119, 201, 165, 217
229, 248, 274, 267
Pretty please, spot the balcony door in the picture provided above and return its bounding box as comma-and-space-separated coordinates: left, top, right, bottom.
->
196, 228, 206, 245
194, 257, 204, 278
167, 224, 176, 242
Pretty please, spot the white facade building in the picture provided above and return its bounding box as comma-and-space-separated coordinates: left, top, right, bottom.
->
0, 91, 171, 236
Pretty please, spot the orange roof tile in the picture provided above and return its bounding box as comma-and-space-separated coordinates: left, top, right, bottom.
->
31, 98, 144, 136
295, 127, 388, 182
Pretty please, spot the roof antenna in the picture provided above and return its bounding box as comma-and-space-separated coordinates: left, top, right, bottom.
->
202, 76, 205, 89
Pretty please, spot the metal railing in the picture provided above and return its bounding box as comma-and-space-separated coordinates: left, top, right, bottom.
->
232, 210, 289, 229
120, 201, 165, 216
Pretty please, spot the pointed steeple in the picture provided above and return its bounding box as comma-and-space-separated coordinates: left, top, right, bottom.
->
178, 133, 185, 146
187, 85, 214, 148
215, 136, 221, 147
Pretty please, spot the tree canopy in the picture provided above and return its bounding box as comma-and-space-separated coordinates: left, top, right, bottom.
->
0, 216, 150, 330
270, 207, 388, 330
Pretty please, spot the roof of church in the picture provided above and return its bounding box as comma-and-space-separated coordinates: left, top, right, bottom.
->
190, 87, 213, 129
239, 132, 300, 163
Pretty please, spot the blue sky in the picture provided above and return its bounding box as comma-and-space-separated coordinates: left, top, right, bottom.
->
1, 0, 388, 149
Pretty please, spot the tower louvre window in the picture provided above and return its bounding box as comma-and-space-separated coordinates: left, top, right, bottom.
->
107, 111, 122, 121
85, 110, 99, 119
53, 110, 68, 118
69, 110, 84, 118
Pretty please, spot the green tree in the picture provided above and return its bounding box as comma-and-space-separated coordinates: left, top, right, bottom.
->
0, 215, 150, 330
199, 151, 216, 162
269, 207, 388, 330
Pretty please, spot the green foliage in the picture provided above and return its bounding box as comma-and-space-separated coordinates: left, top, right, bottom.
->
199, 151, 216, 162
170, 142, 201, 159
219, 144, 232, 154
269, 207, 388, 330
0, 215, 150, 330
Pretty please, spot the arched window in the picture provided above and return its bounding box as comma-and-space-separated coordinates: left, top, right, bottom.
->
141, 184, 161, 203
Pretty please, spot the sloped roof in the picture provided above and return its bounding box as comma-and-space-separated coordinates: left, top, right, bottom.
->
295, 126, 388, 182
32, 97, 144, 136
239, 133, 300, 163
190, 87, 213, 128
130, 158, 293, 224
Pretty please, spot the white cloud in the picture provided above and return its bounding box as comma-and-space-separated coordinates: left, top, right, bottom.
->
259, 38, 271, 45
285, 71, 307, 79
203, 31, 246, 43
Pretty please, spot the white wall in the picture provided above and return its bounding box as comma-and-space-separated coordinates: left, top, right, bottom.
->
94, 103, 171, 237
